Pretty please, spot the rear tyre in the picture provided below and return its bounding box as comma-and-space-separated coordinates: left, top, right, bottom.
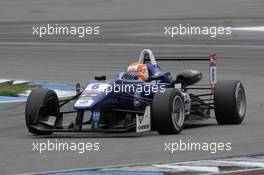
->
152, 88, 185, 135
25, 89, 59, 135
214, 80, 246, 124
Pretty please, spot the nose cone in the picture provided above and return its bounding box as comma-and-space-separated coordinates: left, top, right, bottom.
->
74, 82, 111, 110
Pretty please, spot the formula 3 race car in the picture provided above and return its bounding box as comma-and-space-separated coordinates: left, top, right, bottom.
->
25, 49, 246, 135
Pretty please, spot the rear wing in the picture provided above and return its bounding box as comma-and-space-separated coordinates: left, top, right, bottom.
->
157, 54, 216, 91
143, 52, 217, 93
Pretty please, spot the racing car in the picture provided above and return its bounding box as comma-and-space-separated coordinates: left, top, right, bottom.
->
25, 49, 246, 135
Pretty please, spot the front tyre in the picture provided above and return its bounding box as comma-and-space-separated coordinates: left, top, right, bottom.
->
214, 80, 246, 124
25, 89, 59, 135
152, 88, 185, 135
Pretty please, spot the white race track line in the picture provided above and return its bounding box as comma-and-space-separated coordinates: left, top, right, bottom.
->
213, 160, 264, 168
152, 164, 219, 173
232, 26, 264, 32
0, 41, 264, 48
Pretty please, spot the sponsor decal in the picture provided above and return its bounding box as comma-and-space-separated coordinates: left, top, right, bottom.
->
136, 106, 151, 133
210, 67, 217, 84
77, 96, 93, 104
174, 83, 182, 89
92, 111, 100, 129
209, 53, 217, 93
133, 91, 141, 107
75, 99, 94, 107
138, 115, 144, 124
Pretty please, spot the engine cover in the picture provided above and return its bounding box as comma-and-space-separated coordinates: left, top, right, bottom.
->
176, 69, 203, 87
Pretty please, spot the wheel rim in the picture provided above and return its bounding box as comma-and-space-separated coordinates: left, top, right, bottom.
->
171, 96, 185, 128
236, 85, 246, 117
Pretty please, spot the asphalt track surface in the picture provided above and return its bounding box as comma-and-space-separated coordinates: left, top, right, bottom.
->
0, 0, 264, 174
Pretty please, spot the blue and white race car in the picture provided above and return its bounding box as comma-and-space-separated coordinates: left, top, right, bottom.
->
25, 49, 246, 135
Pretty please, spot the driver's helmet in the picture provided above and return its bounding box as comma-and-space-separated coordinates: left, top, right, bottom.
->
127, 62, 149, 81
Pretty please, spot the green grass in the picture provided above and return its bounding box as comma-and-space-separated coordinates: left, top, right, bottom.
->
0, 84, 39, 97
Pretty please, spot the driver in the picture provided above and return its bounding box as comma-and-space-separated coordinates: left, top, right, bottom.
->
118, 62, 149, 81
127, 62, 149, 81
118, 61, 172, 83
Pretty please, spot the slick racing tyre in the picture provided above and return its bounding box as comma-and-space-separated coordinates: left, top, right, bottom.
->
152, 88, 185, 135
214, 80, 246, 124
25, 89, 59, 135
